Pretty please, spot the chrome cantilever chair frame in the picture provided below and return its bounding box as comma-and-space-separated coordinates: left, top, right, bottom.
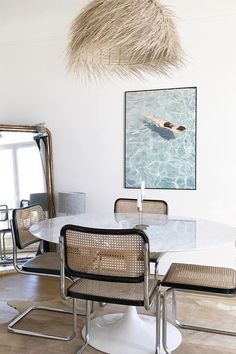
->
0, 204, 12, 260
60, 225, 161, 354
161, 263, 236, 354
8, 205, 76, 341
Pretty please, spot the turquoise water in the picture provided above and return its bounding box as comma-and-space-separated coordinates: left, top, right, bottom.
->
125, 87, 196, 189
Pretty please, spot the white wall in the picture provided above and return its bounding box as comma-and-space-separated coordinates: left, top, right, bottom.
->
1, 0, 236, 271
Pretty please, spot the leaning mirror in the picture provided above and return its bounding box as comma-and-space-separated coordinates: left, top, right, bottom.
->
0, 124, 55, 266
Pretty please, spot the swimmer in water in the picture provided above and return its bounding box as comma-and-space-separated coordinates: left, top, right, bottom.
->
142, 113, 186, 133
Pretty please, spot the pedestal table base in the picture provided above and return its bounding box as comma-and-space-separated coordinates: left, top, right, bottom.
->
82, 306, 181, 354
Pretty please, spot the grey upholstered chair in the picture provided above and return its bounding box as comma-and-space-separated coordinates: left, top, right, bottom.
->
0, 204, 12, 260
60, 224, 161, 353
161, 263, 236, 353
8, 204, 75, 341
114, 198, 168, 264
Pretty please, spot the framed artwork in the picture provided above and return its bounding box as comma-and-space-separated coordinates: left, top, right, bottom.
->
125, 87, 197, 190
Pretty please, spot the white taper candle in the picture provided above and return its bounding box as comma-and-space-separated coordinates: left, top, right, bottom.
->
137, 195, 142, 211
141, 180, 145, 199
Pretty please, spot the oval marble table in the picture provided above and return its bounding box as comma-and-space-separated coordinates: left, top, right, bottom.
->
30, 213, 236, 354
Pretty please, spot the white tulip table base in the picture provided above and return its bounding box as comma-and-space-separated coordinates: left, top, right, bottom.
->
82, 306, 182, 354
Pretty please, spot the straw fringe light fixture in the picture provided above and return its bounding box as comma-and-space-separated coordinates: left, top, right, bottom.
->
67, 0, 184, 80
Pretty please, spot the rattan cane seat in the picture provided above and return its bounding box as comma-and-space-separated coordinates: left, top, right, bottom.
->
162, 263, 236, 294
68, 278, 159, 306
22, 252, 60, 275
161, 263, 236, 352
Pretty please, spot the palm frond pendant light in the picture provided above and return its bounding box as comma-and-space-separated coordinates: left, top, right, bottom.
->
67, 0, 184, 80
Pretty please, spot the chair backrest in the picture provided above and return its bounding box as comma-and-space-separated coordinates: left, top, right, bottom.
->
0, 204, 8, 222
12, 204, 45, 249
61, 225, 149, 283
20, 199, 30, 208
0, 204, 11, 231
114, 198, 168, 214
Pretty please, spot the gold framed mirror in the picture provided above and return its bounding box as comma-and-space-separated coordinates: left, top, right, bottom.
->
0, 124, 55, 218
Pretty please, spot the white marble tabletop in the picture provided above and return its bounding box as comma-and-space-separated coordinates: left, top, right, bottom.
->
29, 212, 236, 253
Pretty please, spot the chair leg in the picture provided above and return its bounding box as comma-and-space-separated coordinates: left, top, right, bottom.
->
171, 289, 236, 336
155, 290, 161, 354
76, 300, 91, 354
0, 231, 11, 261
162, 288, 173, 354
0, 233, 3, 260
2, 231, 9, 260
172, 289, 178, 325
154, 261, 159, 279
8, 304, 77, 341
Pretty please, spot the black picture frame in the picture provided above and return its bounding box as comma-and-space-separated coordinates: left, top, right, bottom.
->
124, 86, 197, 190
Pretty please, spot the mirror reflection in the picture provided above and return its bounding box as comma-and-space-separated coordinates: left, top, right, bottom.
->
0, 124, 55, 267
0, 131, 46, 208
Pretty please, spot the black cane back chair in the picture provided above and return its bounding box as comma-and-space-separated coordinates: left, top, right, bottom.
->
161, 263, 236, 353
114, 198, 168, 214
60, 224, 161, 353
114, 198, 168, 264
8, 204, 75, 341
0, 204, 12, 260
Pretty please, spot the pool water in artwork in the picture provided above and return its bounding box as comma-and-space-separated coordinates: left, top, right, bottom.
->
125, 88, 196, 189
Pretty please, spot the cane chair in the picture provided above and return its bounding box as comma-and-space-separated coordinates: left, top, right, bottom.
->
114, 198, 168, 264
0, 204, 12, 260
161, 263, 236, 353
8, 204, 75, 341
20, 199, 30, 208
60, 224, 161, 354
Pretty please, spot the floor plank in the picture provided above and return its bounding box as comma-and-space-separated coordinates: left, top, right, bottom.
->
0, 273, 236, 353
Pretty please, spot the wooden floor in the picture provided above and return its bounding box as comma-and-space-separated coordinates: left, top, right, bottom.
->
0, 272, 236, 353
